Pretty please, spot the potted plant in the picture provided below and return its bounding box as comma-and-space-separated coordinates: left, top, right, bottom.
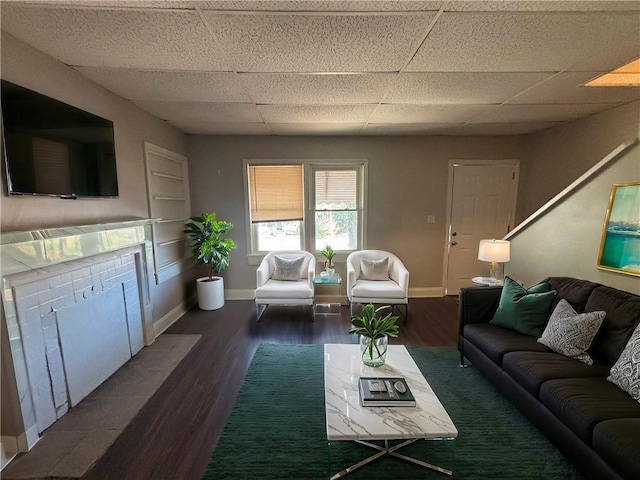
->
184, 212, 236, 310
349, 303, 399, 367
321, 245, 335, 276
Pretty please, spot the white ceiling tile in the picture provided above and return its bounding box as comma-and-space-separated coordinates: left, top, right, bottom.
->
197, 1, 443, 11
370, 105, 488, 123
407, 12, 640, 72
239, 73, 394, 104
133, 101, 263, 123
1, 5, 230, 70
168, 120, 271, 135
202, 12, 436, 72
266, 123, 367, 135
471, 104, 618, 123
76, 68, 250, 102
257, 105, 376, 123
506, 72, 640, 105
363, 123, 464, 135
455, 122, 562, 135
385, 72, 553, 104
446, 1, 640, 12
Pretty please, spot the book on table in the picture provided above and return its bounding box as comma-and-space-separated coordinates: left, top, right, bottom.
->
359, 377, 416, 407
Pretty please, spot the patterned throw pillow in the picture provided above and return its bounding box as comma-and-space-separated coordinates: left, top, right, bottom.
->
608, 323, 640, 403
272, 255, 304, 281
489, 277, 556, 336
537, 299, 606, 365
360, 257, 389, 281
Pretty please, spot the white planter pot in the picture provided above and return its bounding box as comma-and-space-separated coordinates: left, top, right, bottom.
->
196, 276, 224, 310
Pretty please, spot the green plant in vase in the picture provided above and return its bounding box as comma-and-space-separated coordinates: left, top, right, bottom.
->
321, 245, 335, 273
349, 303, 399, 367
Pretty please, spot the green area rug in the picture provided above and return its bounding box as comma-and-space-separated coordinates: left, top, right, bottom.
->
203, 344, 583, 480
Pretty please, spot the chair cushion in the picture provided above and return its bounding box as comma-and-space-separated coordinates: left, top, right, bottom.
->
537, 299, 605, 365
502, 351, 610, 397
360, 257, 389, 281
351, 279, 404, 299
593, 418, 640, 480
255, 279, 313, 299
539, 377, 640, 444
607, 323, 640, 403
463, 323, 550, 365
489, 277, 556, 337
273, 255, 304, 281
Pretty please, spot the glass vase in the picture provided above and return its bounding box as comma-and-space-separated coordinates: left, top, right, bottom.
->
360, 335, 388, 367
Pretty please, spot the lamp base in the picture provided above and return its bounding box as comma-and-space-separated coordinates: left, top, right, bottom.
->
489, 261, 503, 284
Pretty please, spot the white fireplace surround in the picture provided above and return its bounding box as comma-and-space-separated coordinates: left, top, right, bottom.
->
1, 220, 155, 453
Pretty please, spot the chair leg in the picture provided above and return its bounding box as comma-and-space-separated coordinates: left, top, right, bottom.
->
256, 304, 267, 322
459, 352, 468, 368
311, 304, 315, 323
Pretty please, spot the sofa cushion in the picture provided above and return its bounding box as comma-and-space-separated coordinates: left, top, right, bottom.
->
587, 286, 640, 365
607, 323, 640, 402
463, 323, 550, 365
544, 277, 601, 313
539, 377, 640, 444
593, 418, 640, 480
537, 299, 605, 365
502, 351, 610, 397
490, 277, 556, 336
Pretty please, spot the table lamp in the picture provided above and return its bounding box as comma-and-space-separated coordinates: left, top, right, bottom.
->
478, 239, 510, 284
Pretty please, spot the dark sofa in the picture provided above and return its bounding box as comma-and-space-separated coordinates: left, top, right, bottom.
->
458, 277, 640, 480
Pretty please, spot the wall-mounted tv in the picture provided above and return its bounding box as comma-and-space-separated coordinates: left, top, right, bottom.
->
1, 80, 119, 198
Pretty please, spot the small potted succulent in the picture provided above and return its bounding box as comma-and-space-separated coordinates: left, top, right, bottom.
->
184, 212, 236, 310
349, 303, 400, 367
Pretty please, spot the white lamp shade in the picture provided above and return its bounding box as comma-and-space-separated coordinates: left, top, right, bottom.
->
478, 239, 511, 262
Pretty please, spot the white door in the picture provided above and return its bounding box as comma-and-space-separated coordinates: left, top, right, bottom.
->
445, 163, 518, 294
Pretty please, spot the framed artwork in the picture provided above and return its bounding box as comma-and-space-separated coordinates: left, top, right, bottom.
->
597, 182, 640, 277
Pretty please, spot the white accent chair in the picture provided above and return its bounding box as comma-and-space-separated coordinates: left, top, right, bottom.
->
255, 251, 316, 322
346, 250, 409, 320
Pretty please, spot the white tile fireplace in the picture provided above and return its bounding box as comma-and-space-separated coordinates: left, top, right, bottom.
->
1, 220, 155, 455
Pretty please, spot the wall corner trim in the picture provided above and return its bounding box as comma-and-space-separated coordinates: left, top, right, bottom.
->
506, 140, 638, 240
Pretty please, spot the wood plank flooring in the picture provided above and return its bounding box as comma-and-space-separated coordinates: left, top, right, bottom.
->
84, 297, 459, 480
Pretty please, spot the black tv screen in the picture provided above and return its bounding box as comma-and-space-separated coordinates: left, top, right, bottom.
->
1, 80, 118, 198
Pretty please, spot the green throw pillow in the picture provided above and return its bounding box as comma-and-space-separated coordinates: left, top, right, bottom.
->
490, 277, 556, 336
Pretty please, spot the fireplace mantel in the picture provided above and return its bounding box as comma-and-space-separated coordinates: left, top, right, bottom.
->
1, 219, 156, 454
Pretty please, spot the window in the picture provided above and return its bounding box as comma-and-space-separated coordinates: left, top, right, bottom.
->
245, 161, 366, 255
313, 168, 358, 251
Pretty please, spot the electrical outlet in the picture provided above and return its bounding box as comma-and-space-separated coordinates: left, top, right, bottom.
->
427, 215, 436, 224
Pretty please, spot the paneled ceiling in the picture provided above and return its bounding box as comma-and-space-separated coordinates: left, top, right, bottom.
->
2, 0, 640, 136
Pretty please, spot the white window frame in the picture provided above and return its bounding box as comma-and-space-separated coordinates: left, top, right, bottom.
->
243, 159, 367, 264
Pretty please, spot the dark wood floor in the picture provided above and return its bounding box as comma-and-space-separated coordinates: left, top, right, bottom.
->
84, 297, 459, 480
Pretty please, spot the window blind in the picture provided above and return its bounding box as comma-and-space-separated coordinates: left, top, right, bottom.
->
315, 170, 357, 209
248, 165, 304, 223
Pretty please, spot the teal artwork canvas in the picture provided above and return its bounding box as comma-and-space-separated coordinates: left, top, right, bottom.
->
598, 183, 640, 277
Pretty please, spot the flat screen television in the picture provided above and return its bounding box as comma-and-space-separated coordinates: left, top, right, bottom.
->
1, 80, 118, 198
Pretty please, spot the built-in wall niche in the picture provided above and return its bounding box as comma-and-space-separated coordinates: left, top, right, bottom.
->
143, 142, 191, 284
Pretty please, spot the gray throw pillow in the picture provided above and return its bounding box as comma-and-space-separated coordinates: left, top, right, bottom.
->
360, 257, 389, 281
537, 299, 605, 365
272, 255, 304, 281
608, 323, 640, 403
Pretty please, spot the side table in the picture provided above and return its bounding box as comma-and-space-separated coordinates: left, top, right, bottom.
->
313, 274, 342, 316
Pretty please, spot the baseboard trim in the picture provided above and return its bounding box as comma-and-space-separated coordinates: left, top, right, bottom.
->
409, 287, 445, 298
153, 296, 197, 338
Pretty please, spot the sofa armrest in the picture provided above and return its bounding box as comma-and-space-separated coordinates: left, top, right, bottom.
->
458, 286, 502, 331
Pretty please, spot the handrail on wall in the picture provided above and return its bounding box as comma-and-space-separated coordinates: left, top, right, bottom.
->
505, 139, 639, 240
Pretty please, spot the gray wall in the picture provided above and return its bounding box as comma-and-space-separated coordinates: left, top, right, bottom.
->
506, 102, 640, 294
187, 135, 522, 292
0, 32, 198, 325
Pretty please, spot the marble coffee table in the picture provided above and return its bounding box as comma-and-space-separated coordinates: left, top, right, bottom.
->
324, 344, 458, 479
